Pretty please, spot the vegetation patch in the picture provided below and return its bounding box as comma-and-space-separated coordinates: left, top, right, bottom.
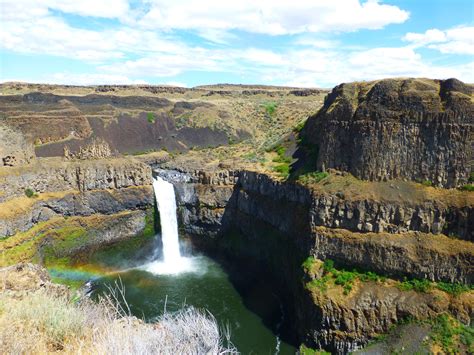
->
146, 112, 155, 123
242, 151, 265, 163
436, 282, 474, 296
262, 102, 277, 117
268, 144, 291, 179
398, 277, 432, 293
303, 258, 471, 297
299, 344, 330, 355
459, 184, 474, 191
420, 179, 433, 187
24, 188, 38, 198
430, 314, 473, 354
0, 284, 235, 354
298, 171, 329, 184
303, 257, 386, 295
293, 120, 306, 133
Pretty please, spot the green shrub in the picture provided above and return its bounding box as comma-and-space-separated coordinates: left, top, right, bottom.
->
430, 314, 473, 354
469, 172, 474, 183
307, 275, 330, 293
298, 171, 329, 184
421, 179, 433, 187
263, 102, 277, 116
302, 256, 315, 272
318, 260, 387, 295
293, 120, 306, 133
269, 144, 291, 178
436, 282, 473, 296
299, 344, 330, 355
334, 271, 357, 295
147, 112, 155, 123
358, 271, 386, 283
398, 278, 432, 293
24, 188, 37, 198
273, 163, 290, 178
322, 259, 334, 273
460, 184, 474, 191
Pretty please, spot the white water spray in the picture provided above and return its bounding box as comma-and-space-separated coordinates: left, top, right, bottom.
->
143, 175, 194, 275
154, 176, 181, 262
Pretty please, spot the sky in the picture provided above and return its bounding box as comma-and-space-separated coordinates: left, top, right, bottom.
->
0, 0, 473, 88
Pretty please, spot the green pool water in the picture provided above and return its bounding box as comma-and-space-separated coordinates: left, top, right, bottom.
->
50, 249, 297, 354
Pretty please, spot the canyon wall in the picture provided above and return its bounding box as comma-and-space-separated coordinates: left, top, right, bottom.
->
167, 167, 473, 352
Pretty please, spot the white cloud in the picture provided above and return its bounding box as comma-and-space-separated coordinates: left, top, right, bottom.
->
244, 47, 474, 87
0, 0, 129, 20
404, 26, 474, 55
0, 2, 185, 62
138, 0, 409, 34
1, 15, 123, 61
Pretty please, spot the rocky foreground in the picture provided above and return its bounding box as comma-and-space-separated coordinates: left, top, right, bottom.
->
0, 78, 472, 354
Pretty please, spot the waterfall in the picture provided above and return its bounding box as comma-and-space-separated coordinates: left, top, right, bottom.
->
143, 175, 194, 275
153, 176, 181, 262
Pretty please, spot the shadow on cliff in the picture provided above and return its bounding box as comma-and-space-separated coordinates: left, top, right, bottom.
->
188, 183, 308, 349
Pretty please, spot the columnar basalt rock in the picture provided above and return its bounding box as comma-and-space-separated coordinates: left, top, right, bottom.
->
0, 158, 152, 203
302, 78, 473, 187
0, 186, 153, 238
0, 124, 35, 167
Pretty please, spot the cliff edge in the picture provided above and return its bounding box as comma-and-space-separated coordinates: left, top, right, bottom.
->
301, 78, 473, 187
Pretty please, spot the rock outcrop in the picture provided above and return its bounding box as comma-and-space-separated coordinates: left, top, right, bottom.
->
64, 137, 113, 160
302, 78, 473, 187
0, 187, 153, 238
0, 124, 35, 167
0, 157, 151, 203
304, 278, 473, 353
0, 157, 154, 259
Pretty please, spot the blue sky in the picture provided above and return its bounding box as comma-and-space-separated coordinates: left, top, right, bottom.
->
1, 0, 473, 87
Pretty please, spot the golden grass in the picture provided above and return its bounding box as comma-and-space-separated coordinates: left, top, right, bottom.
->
311, 225, 474, 256
0, 284, 236, 354
0, 190, 74, 220
301, 173, 473, 207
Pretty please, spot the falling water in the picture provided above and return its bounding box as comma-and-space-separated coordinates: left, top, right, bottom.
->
143, 175, 194, 275
153, 176, 181, 262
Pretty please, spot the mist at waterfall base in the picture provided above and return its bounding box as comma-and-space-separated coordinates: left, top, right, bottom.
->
66, 175, 296, 354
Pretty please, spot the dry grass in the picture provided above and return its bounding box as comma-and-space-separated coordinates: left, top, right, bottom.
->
0, 190, 74, 220
0, 279, 237, 354
301, 173, 473, 206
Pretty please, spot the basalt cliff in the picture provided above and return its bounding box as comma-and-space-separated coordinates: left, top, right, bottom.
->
302, 78, 473, 188
0, 79, 472, 354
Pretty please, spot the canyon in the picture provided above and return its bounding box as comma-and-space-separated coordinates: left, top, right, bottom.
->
0, 78, 472, 354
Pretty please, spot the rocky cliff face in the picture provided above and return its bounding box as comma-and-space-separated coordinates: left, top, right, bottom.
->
302, 78, 473, 187
0, 158, 151, 203
0, 124, 35, 167
0, 157, 154, 262
0, 187, 153, 238
168, 167, 473, 353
